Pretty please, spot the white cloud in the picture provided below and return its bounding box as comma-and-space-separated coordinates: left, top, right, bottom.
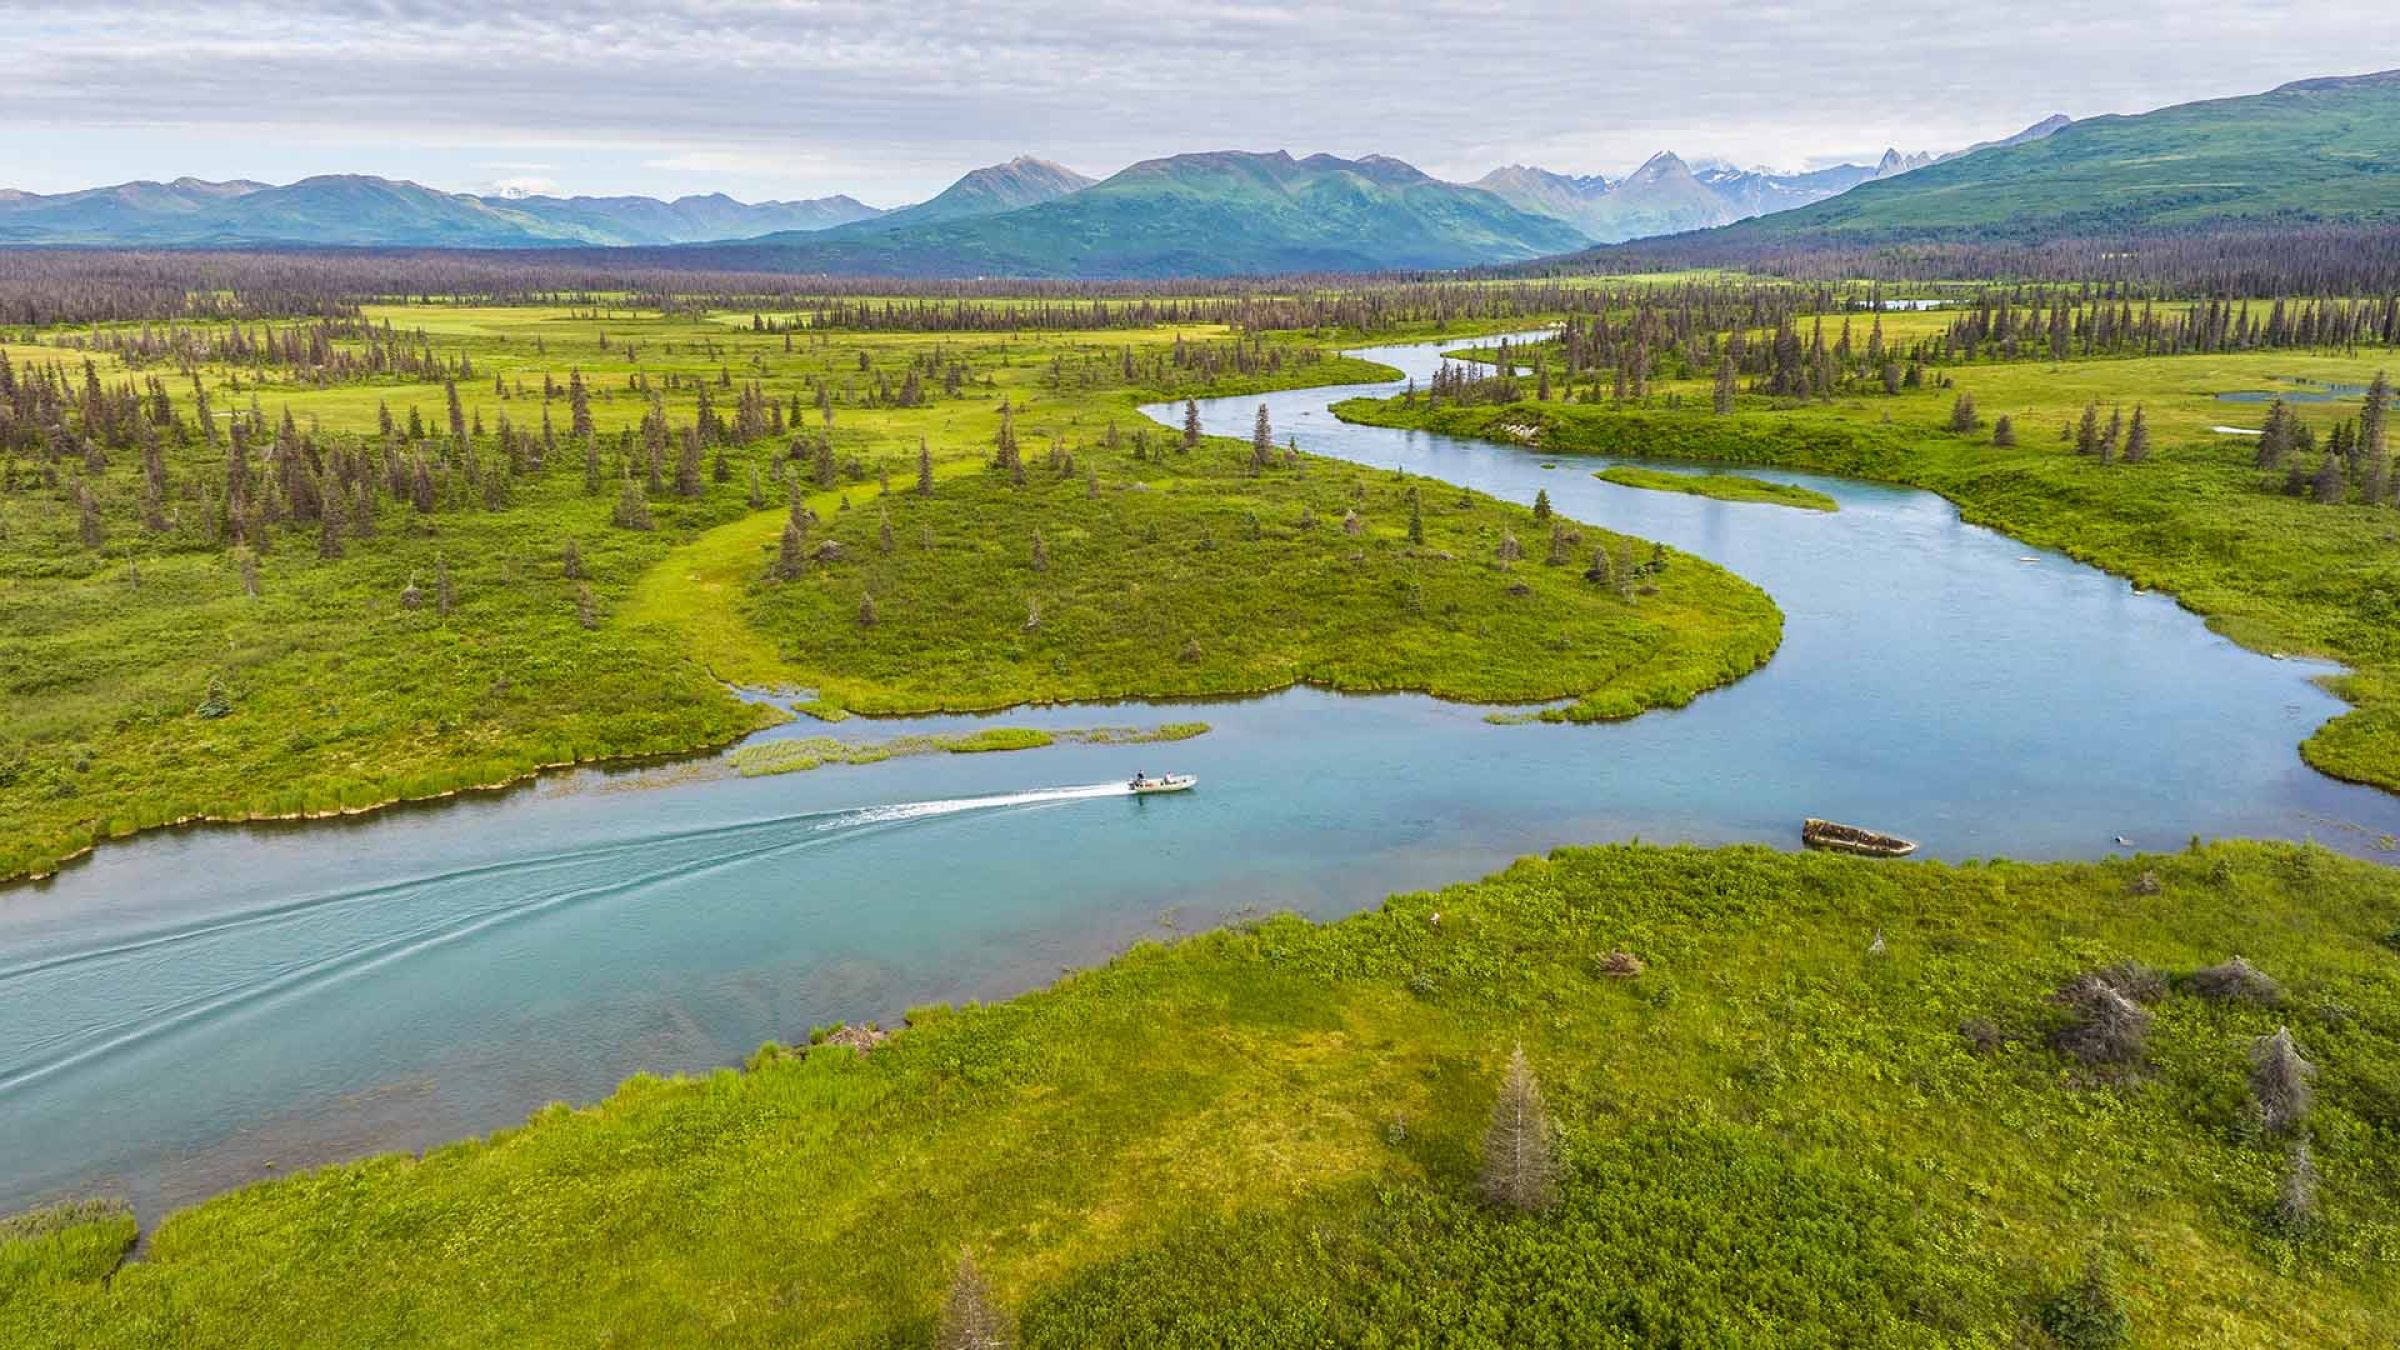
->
2, 2, 2395, 199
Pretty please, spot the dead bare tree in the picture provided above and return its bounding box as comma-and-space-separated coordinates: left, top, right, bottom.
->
935, 1248, 1012, 1350
1481, 1044, 1563, 1213
2249, 1026, 2315, 1133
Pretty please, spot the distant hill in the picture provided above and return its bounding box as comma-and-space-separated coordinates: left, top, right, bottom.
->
472, 191, 880, 243
0, 175, 879, 247
835, 156, 1093, 234
696, 151, 1591, 277
1717, 70, 2400, 242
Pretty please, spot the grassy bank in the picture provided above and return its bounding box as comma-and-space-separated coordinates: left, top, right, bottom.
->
5, 839, 2395, 1345
727, 721, 1207, 777
1337, 348, 2400, 790
1595, 464, 1840, 511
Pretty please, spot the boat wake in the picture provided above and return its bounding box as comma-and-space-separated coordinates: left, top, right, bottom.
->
0, 782, 1130, 1097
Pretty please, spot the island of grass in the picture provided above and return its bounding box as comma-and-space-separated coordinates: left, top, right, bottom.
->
1595, 464, 1839, 511
729, 721, 1207, 777
7, 840, 2395, 1344
723, 440, 1779, 722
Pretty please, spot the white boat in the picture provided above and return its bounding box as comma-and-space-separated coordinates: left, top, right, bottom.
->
1129, 773, 1197, 795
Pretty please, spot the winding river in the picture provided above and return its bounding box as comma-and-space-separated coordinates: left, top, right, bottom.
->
6, 333, 2397, 1221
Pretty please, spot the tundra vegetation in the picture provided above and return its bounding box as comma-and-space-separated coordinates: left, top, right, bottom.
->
3, 841, 2395, 1344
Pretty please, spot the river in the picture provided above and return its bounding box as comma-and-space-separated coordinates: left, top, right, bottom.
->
4, 332, 2394, 1221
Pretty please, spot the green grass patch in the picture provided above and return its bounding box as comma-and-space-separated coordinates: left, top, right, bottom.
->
1596, 464, 1840, 511
6, 841, 2395, 1344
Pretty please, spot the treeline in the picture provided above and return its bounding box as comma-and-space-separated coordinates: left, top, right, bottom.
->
1530, 222, 2400, 299
1937, 293, 2400, 362
1037, 333, 1340, 396
46, 316, 467, 384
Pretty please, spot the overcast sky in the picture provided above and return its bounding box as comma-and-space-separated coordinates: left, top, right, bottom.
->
5, 2, 2396, 205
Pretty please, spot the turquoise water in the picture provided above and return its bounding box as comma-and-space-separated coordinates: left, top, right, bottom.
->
5, 333, 2396, 1220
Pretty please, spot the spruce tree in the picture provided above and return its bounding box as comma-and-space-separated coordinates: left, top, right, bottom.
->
1407, 487, 1424, 545
1992, 415, 2016, 447
1251, 403, 1273, 468
1532, 489, 1552, 522
2122, 407, 2150, 464
562, 538, 586, 580
1182, 398, 1201, 451
1948, 393, 1979, 433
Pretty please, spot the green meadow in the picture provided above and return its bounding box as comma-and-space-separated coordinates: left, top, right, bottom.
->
5, 841, 2395, 1345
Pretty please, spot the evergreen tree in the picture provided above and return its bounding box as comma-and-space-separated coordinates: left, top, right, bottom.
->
2314, 452, 2347, 504
612, 473, 654, 531
1251, 403, 1273, 468
2122, 407, 2151, 464
857, 591, 878, 627
1992, 415, 2016, 447
918, 438, 935, 497
1948, 393, 1979, 433
2256, 398, 2295, 469
2363, 369, 2391, 463
1712, 356, 1736, 415
576, 583, 599, 631
562, 538, 586, 580
1480, 1045, 1562, 1213
2076, 402, 2102, 457
1030, 529, 1048, 572
1182, 398, 1201, 451
1532, 489, 1552, 522
774, 521, 806, 581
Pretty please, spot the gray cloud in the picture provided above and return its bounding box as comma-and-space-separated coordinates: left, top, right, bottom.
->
4, 2, 2396, 199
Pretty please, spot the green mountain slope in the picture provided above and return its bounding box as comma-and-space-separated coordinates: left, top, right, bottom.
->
704, 151, 1591, 277
1735, 69, 2400, 240
835, 155, 1092, 234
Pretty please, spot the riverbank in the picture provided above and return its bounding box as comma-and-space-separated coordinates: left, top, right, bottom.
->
1334, 386, 2400, 794
8, 839, 2394, 1345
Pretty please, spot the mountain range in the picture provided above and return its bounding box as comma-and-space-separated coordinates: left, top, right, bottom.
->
11, 69, 2390, 275
0, 123, 2039, 262
0, 176, 882, 247
691, 151, 1592, 278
